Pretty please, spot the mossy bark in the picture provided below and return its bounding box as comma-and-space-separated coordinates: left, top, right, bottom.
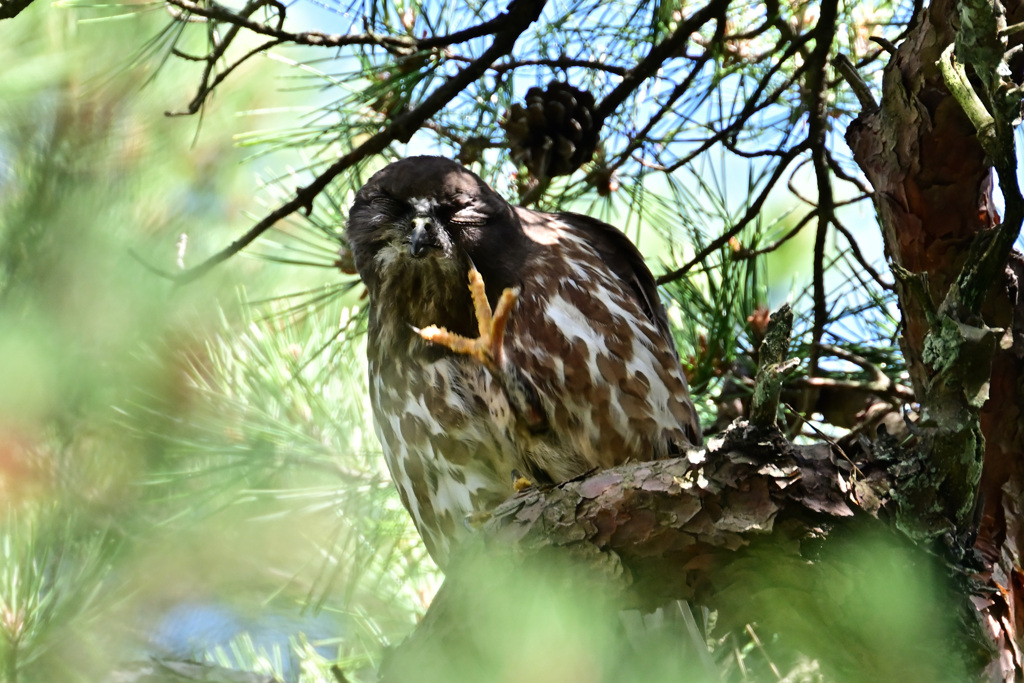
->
846, 0, 1024, 673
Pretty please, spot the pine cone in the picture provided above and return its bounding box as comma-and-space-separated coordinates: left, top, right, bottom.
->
503, 82, 600, 179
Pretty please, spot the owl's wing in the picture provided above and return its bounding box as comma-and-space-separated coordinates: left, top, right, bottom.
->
553, 211, 675, 349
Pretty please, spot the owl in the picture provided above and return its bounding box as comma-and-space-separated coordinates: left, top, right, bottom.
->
346, 156, 700, 567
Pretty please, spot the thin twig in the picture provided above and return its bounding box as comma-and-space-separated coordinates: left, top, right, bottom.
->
170, 38, 284, 116
805, 0, 840, 377
734, 210, 816, 259
824, 149, 873, 196
783, 403, 865, 478
445, 54, 630, 77
593, 0, 729, 123
832, 217, 894, 290
656, 143, 807, 286
833, 52, 878, 114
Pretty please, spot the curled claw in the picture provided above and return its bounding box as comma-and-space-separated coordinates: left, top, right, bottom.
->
416, 267, 518, 367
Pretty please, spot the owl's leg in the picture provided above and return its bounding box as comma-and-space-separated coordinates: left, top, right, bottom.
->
416, 268, 518, 367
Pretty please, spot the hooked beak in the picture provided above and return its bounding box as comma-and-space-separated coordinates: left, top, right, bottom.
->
409, 216, 434, 257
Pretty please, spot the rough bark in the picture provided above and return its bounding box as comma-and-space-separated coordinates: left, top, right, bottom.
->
846, 0, 1024, 676
485, 423, 861, 603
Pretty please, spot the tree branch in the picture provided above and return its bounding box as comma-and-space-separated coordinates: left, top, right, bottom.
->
804, 0, 840, 378
167, 0, 547, 284
161, 0, 516, 51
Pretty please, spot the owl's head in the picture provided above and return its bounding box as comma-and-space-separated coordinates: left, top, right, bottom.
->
346, 156, 521, 290
346, 156, 531, 340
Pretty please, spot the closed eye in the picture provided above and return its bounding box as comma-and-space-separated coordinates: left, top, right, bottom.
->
449, 208, 488, 226
369, 194, 405, 214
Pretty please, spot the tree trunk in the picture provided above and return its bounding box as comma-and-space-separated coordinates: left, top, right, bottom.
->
846, 0, 1024, 676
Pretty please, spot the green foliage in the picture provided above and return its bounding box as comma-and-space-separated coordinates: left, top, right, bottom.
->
0, 505, 119, 682
382, 548, 720, 683
708, 528, 969, 683
0, 5, 360, 681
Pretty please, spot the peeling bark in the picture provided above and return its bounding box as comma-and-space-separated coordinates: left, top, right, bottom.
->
483, 422, 862, 605
846, 0, 989, 536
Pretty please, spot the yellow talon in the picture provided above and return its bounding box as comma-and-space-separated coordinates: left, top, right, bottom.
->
416, 267, 518, 367
511, 469, 534, 492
